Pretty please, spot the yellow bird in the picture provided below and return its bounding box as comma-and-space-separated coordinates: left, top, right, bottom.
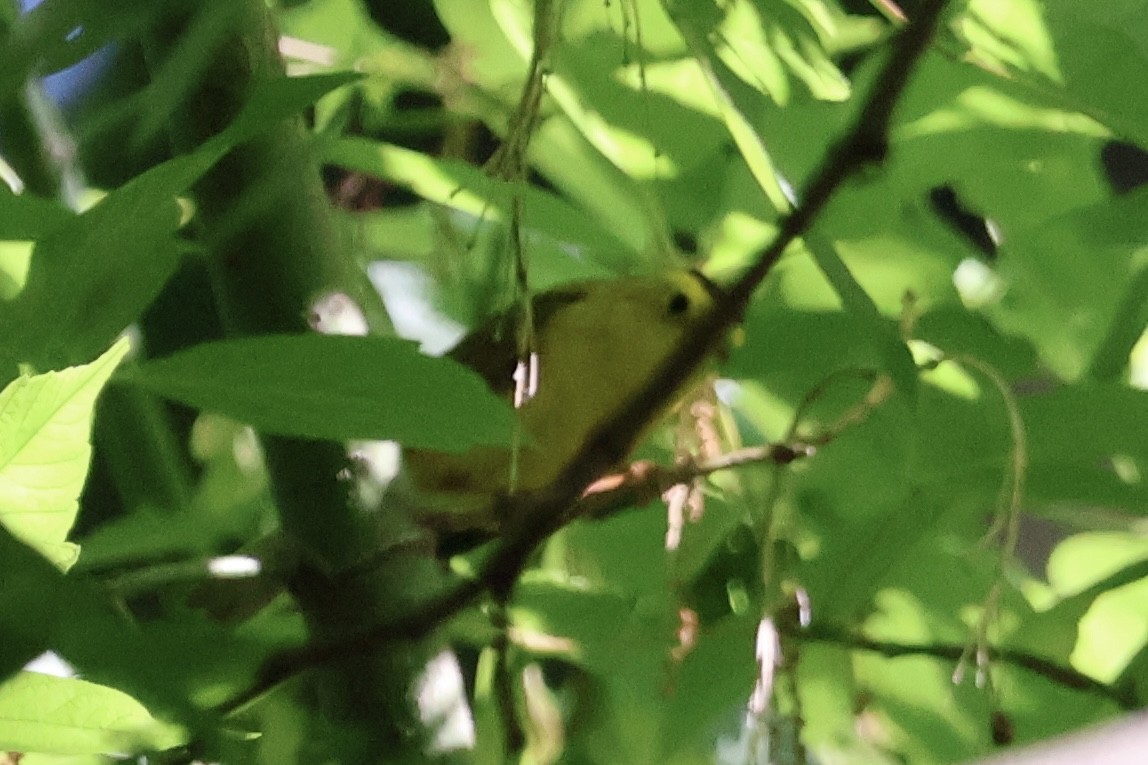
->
401, 269, 727, 532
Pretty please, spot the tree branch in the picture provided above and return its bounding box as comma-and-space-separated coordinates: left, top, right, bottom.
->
796, 622, 1134, 709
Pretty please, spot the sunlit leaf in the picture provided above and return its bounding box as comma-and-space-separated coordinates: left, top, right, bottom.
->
0, 338, 130, 569
0, 672, 184, 756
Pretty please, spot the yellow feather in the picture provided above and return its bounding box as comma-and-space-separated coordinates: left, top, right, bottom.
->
403, 270, 724, 531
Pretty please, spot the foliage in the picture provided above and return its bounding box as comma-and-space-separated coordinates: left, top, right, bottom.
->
1, 0, 1147, 763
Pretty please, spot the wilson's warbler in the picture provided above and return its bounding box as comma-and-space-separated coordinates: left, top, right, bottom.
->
401, 269, 726, 532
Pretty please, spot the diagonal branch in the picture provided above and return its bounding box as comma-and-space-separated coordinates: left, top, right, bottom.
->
219, 0, 953, 714
797, 622, 1133, 709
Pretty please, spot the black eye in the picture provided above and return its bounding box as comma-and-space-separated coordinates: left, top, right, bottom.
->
668, 291, 691, 316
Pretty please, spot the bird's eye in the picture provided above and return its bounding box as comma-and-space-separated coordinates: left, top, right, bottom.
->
668, 291, 691, 316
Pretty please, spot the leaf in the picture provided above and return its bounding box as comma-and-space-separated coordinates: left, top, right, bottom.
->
0, 524, 266, 725
0, 77, 354, 373
126, 334, 516, 450
658, 616, 758, 760
0, 528, 64, 682
0, 187, 73, 240
961, 0, 1148, 145
805, 232, 919, 400
321, 137, 635, 272
0, 672, 184, 756
0, 0, 162, 97
225, 72, 363, 146
0, 145, 223, 370
512, 571, 636, 668
994, 186, 1148, 379
0, 338, 130, 569
661, 0, 793, 212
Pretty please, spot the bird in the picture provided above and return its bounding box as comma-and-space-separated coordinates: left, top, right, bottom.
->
399, 268, 729, 534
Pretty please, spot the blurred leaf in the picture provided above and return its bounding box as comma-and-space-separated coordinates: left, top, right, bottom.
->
0, 0, 162, 96
0, 143, 227, 370
993, 186, 1148, 378
0, 672, 184, 756
0, 523, 266, 726
0, 526, 64, 681
1, 68, 352, 371
959, 0, 1148, 146
512, 570, 635, 668
914, 307, 1039, 378
322, 137, 635, 279
0, 187, 73, 240
658, 615, 757, 760
805, 232, 919, 400
664, 0, 792, 212
126, 334, 516, 450
224, 72, 364, 146
0, 338, 129, 569
1023, 384, 1148, 469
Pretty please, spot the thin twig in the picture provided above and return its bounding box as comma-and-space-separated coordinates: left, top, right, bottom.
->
950, 354, 1028, 694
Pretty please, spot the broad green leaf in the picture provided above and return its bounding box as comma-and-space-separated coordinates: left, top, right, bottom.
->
0, 241, 33, 301
279, 0, 394, 67
992, 187, 1148, 379
126, 334, 515, 450
645, 16, 793, 213
512, 571, 636, 669
726, 305, 887, 404
0, 75, 353, 372
0, 187, 73, 240
224, 72, 364, 147
529, 117, 655, 258
0, 672, 183, 756
805, 232, 918, 400
1023, 384, 1148, 470
0, 524, 265, 724
548, 35, 731, 187
1039, 534, 1148, 682
0, 146, 217, 370
0, 338, 130, 569
960, 0, 1148, 145
913, 307, 1039, 379
0, 526, 63, 681
658, 616, 757, 760
322, 137, 636, 275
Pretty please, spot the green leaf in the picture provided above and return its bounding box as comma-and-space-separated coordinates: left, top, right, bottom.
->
658, 616, 758, 760
0, 524, 265, 725
960, 0, 1148, 145
0, 146, 222, 370
126, 334, 515, 450
0, 0, 162, 97
659, 0, 792, 212
726, 304, 887, 404
0, 77, 352, 373
512, 571, 636, 669
805, 231, 919, 400
0, 187, 73, 240
321, 137, 636, 275
993, 186, 1148, 379
0, 672, 184, 756
0, 528, 63, 682
225, 72, 364, 146
0, 338, 130, 569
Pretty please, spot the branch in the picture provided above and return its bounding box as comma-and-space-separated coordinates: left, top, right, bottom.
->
219, 0, 952, 713
797, 622, 1133, 709
475, 0, 952, 594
